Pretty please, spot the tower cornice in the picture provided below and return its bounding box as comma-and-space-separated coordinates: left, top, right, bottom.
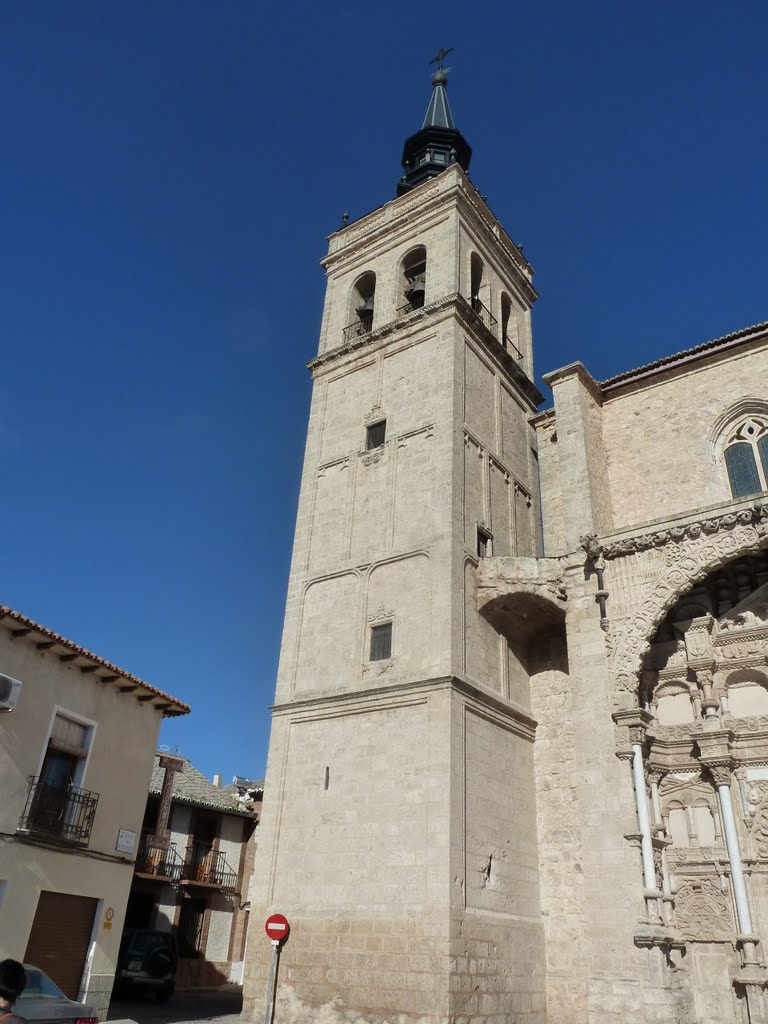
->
307, 290, 543, 408
324, 166, 534, 297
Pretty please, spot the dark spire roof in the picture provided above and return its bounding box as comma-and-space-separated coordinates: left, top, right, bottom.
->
422, 70, 455, 129
397, 64, 472, 196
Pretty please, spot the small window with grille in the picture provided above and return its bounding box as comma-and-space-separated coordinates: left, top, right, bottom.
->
370, 623, 392, 661
366, 420, 386, 450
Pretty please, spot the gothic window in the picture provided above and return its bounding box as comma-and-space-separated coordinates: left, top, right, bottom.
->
366, 420, 386, 450
723, 418, 768, 498
399, 246, 427, 313
370, 622, 392, 661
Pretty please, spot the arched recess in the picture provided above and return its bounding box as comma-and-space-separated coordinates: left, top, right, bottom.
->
480, 589, 569, 706
609, 515, 768, 699
637, 546, 768, 709
723, 667, 768, 717
399, 246, 427, 313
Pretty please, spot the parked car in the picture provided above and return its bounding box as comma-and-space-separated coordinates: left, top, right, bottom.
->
17, 965, 97, 1024
114, 928, 177, 1002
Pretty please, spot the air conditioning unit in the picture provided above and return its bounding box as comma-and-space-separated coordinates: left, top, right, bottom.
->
0, 673, 22, 712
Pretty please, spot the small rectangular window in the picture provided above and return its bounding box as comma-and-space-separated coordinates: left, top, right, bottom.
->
370, 623, 392, 661
366, 420, 386, 450
477, 526, 492, 558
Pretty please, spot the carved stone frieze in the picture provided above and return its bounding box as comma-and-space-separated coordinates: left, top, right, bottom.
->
367, 604, 394, 624
361, 448, 384, 466
602, 505, 768, 561
674, 878, 734, 941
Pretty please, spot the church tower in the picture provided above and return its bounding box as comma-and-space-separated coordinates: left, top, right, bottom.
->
243, 60, 547, 1024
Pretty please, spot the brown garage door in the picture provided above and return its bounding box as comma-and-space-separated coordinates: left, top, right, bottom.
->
24, 891, 98, 999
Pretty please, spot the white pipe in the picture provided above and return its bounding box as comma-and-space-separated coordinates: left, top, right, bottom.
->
717, 781, 753, 935
632, 743, 657, 891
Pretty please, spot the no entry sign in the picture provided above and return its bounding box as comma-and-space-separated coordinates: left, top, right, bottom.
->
264, 913, 290, 943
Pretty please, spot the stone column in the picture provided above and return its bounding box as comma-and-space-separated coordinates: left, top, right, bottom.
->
710, 763, 758, 963
613, 708, 662, 923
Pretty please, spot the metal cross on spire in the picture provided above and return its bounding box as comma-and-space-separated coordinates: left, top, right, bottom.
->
429, 47, 454, 71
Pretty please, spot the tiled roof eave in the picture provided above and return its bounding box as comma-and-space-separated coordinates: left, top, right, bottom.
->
147, 790, 258, 817
0, 605, 189, 717
601, 320, 768, 390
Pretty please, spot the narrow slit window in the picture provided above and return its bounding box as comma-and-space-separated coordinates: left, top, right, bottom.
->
477, 526, 492, 558
366, 420, 386, 450
370, 623, 392, 661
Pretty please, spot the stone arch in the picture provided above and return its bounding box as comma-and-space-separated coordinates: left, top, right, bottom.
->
610, 518, 768, 699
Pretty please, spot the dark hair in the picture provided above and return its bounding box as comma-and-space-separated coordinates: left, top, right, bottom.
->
0, 960, 26, 1003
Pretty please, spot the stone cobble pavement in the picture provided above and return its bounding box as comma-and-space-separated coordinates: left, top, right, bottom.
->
108, 988, 243, 1024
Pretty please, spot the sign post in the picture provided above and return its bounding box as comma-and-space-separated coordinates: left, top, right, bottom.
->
263, 913, 290, 1024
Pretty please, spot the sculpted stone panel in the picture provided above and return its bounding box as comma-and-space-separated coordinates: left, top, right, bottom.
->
674, 878, 734, 941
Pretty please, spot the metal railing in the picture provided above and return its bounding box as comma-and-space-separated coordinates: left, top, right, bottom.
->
396, 293, 426, 317
18, 777, 99, 845
342, 313, 373, 344
502, 335, 524, 364
470, 296, 499, 339
135, 834, 184, 882
182, 842, 238, 894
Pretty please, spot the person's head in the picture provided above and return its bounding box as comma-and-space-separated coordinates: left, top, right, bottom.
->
0, 960, 26, 1007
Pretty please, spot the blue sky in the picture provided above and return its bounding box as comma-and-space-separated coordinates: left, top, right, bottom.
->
2, 2, 767, 781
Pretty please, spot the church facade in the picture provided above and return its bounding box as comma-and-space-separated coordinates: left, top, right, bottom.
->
242, 66, 768, 1024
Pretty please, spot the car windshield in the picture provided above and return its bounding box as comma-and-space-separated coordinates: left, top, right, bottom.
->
19, 969, 66, 1000
127, 931, 174, 954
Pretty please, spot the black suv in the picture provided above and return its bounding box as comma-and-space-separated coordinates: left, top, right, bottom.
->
115, 928, 178, 1002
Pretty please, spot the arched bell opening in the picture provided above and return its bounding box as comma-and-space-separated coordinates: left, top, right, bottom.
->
399, 245, 427, 314
469, 252, 484, 312
349, 271, 376, 335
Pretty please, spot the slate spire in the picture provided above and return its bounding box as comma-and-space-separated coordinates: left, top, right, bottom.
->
397, 51, 472, 196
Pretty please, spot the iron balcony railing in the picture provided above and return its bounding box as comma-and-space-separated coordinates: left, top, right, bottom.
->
18, 777, 99, 845
135, 834, 184, 882
342, 313, 373, 344
396, 293, 426, 318
182, 842, 238, 895
470, 296, 499, 339
502, 335, 524, 364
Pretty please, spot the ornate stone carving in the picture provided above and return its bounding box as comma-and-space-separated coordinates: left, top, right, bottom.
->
361, 449, 384, 466
367, 604, 394, 624
746, 785, 768, 857
602, 506, 768, 561
674, 878, 734, 940
707, 763, 733, 787
609, 522, 767, 695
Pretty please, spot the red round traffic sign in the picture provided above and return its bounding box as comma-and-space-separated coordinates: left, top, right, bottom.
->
264, 913, 290, 942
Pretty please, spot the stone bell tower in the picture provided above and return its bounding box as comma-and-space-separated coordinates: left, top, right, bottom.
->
243, 59, 547, 1024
